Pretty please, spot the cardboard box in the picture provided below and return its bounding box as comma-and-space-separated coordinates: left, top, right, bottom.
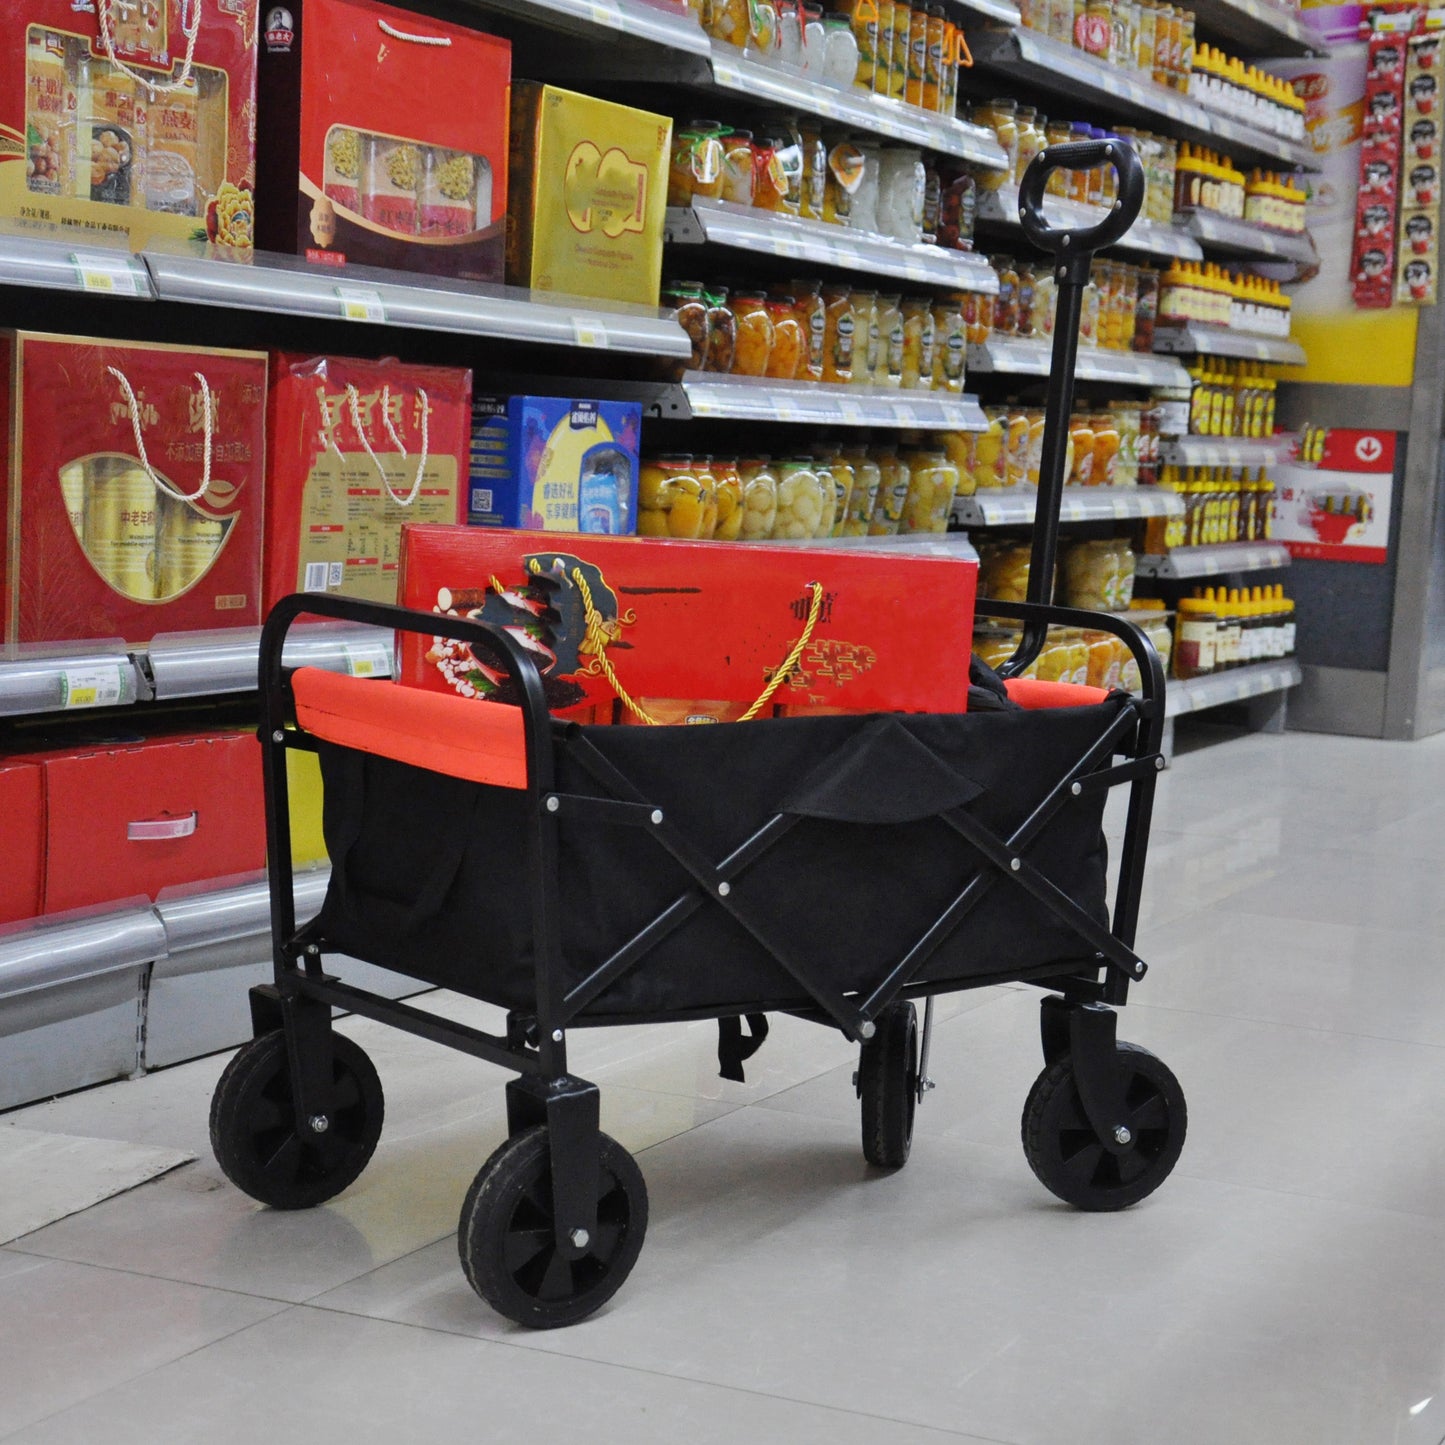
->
255, 0, 510, 280
3, 0, 257, 251
0, 758, 44, 924
37, 728, 265, 913
469, 394, 640, 532
397, 526, 977, 715
266, 352, 471, 606
507, 83, 671, 306
2, 332, 266, 645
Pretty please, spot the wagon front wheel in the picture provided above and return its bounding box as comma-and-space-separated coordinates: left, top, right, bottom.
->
858, 999, 918, 1169
1021, 1041, 1186, 1211
458, 1125, 648, 1329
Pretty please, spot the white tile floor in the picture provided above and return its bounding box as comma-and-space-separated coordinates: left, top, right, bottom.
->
5, 722, 1445, 1445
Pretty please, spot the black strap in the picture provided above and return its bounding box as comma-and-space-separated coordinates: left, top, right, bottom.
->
717, 1013, 770, 1082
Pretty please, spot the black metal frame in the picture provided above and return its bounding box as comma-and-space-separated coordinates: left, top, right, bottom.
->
245, 139, 1168, 1258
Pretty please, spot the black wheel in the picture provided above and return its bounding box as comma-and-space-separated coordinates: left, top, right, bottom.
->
209, 1030, 384, 1210
1021, 1041, 1186, 1211
458, 1124, 648, 1329
859, 999, 918, 1170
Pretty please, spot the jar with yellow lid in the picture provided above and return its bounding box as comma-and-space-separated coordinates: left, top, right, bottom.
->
638, 456, 710, 538
900, 296, 936, 389
772, 458, 827, 538
839, 444, 881, 533
711, 457, 744, 540
899, 447, 960, 532
739, 458, 780, 538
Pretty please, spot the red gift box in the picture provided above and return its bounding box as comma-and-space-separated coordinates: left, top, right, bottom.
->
35, 728, 264, 914
1, 332, 267, 646
265, 352, 471, 607
397, 525, 978, 716
255, 0, 510, 280
0, 757, 44, 924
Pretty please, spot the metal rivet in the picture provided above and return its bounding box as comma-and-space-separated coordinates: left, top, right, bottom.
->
1061, 234, 1071, 248
718, 881, 731, 897
1155, 757, 1166, 770
1070, 781, 1082, 796
859, 1022, 876, 1040
1113, 199, 1122, 210
306, 945, 319, 955
1057, 267, 1067, 280
545, 796, 560, 813
650, 809, 663, 824
272, 730, 285, 743
551, 1029, 564, 1043
1104, 144, 1114, 157
1010, 857, 1021, 871
569, 1228, 590, 1249
1113, 1125, 1132, 1145
309, 1115, 329, 1134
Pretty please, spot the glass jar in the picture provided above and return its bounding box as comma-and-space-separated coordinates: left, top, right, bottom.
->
849, 289, 879, 384
800, 2, 826, 76
931, 295, 967, 391
765, 295, 804, 378
1133, 268, 1158, 352
692, 455, 721, 538
663, 280, 709, 370
739, 459, 780, 538
973, 99, 1019, 188
731, 290, 776, 376
711, 457, 745, 540
868, 447, 910, 533
669, 123, 726, 205
1026, 408, 1046, 487
772, 458, 827, 538
906, 4, 930, 106
747, 0, 778, 51
992, 254, 1019, 336
799, 125, 828, 220
923, 5, 947, 111
1044, 119, 1073, 194
812, 456, 840, 536
822, 282, 856, 382
1089, 409, 1120, 486
1174, 597, 1218, 678
877, 144, 926, 243
840, 0, 878, 87
720, 129, 756, 204
847, 136, 882, 232
754, 122, 802, 214
900, 296, 936, 389
937, 167, 977, 251
963, 288, 992, 345
1005, 406, 1030, 487
824, 138, 865, 225
940, 429, 977, 495
1014, 259, 1036, 339
815, 443, 857, 536
975, 409, 1009, 488
638, 455, 709, 538
1015, 105, 1045, 185
875, 292, 904, 387
872, 0, 897, 92
900, 448, 961, 532
705, 0, 750, 45
887, 1, 911, 99
1031, 266, 1056, 337
839, 444, 882, 533
823, 15, 861, 84
1068, 413, 1095, 485
703, 287, 736, 372
921, 161, 942, 242
777, 0, 804, 68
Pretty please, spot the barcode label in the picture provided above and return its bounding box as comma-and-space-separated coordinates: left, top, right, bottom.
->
58, 664, 125, 709
304, 563, 330, 592
329, 562, 345, 587
471, 488, 495, 513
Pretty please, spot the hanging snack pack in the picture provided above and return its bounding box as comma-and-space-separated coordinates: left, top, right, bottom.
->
1398, 24, 1442, 304
255, 0, 510, 279
0, 332, 266, 645
3, 0, 258, 250
1354, 12, 1412, 308
265, 353, 472, 607
468, 395, 641, 533
397, 525, 978, 716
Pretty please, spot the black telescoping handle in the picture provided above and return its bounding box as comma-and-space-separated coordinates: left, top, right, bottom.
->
999, 139, 1147, 682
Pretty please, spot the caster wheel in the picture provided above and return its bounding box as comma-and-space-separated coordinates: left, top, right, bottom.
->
209, 1030, 383, 1210
458, 1125, 648, 1329
1021, 1041, 1186, 1211
859, 999, 918, 1170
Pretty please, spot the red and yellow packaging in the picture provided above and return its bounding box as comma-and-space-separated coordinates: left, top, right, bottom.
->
398, 526, 977, 716
0, 757, 44, 924
3, 0, 257, 251
265, 352, 471, 608
1, 332, 267, 645
507, 82, 671, 307
255, 0, 510, 280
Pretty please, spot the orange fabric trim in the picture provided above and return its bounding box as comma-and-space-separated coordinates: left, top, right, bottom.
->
292, 669, 528, 790
1004, 678, 1112, 710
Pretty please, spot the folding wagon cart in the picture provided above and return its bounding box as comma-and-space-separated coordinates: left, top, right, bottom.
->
210, 141, 1187, 1328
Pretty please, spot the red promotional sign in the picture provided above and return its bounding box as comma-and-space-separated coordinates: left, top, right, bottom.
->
1272, 428, 1395, 563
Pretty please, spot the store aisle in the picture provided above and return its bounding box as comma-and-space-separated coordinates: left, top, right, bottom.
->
4, 725, 1445, 1445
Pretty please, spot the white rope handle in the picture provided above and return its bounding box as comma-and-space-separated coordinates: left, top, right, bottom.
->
345, 384, 431, 506
107, 365, 213, 502
98, 0, 202, 97
377, 18, 452, 44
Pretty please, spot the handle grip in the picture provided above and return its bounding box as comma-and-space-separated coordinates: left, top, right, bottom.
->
1017, 139, 1146, 259
128, 812, 198, 841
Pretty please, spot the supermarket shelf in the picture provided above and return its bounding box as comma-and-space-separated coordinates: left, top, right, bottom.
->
1185, 0, 1321, 57
952, 485, 1185, 526
1165, 658, 1302, 717
0, 226, 155, 299
1136, 541, 1292, 578
977, 185, 1204, 262
464, 0, 711, 49
967, 27, 1318, 172
140, 243, 691, 359
1153, 325, 1307, 365
967, 336, 1193, 388
706, 45, 1009, 169
1159, 436, 1287, 467
665, 200, 1000, 292
1179, 210, 1319, 266
0, 644, 143, 718
949, 0, 1020, 22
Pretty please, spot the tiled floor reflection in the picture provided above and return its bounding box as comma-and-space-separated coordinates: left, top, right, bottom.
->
5, 721, 1445, 1444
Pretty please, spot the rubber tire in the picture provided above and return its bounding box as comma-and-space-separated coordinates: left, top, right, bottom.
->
859, 1000, 918, 1170
458, 1125, 648, 1329
1021, 1041, 1186, 1211
210, 1029, 384, 1210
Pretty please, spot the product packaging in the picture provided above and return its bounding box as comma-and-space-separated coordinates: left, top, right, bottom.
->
1354, 10, 1413, 308
255, 0, 510, 279
1398, 26, 1442, 304
468, 395, 640, 532
398, 526, 978, 715
4, 0, 258, 250
507, 82, 672, 306
0, 757, 44, 924
265, 352, 471, 607
1, 332, 266, 645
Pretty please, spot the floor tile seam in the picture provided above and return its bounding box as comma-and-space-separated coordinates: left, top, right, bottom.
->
289, 1298, 1023, 1444
1157, 1162, 1445, 1227
1124, 998, 1445, 1053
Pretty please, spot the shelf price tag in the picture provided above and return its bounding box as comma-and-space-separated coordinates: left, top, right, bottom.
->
771, 233, 805, 260
572, 319, 610, 348
838, 398, 865, 425
58, 663, 127, 710
585, 0, 625, 26
892, 402, 919, 427
774, 395, 808, 422
342, 643, 392, 678
711, 54, 744, 88
335, 286, 386, 323
71, 251, 147, 296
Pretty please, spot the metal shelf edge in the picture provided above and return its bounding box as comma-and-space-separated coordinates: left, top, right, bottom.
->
976, 186, 1204, 261
1165, 658, 1302, 716
952, 486, 1186, 525
1136, 542, 1292, 578
678, 376, 989, 427
1182, 211, 1319, 264
1152, 326, 1306, 365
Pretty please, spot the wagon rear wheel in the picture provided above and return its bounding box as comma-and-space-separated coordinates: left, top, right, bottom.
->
858, 1000, 918, 1170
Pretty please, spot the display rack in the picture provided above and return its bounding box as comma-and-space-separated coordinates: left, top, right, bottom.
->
1179, 211, 1319, 267
967, 336, 1193, 387
1136, 541, 1292, 579
976, 185, 1203, 263
0, 644, 142, 718
1183, 0, 1321, 57
664, 200, 1000, 292
0, 227, 154, 299
465, 0, 713, 50
1165, 658, 1303, 717
1152, 325, 1308, 365
1159, 436, 1288, 468
952, 486, 1185, 526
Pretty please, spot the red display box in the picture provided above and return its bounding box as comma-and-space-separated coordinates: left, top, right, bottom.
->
35, 728, 264, 914
0, 758, 44, 924
1, 332, 267, 646
265, 352, 472, 608
255, 0, 510, 281
398, 526, 978, 715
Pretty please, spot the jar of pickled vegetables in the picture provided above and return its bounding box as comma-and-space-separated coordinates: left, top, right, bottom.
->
731, 289, 775, 376
874, 292, 904, 387
899, 448, 960, 532
669, 123, 726, 205
812, 457, 840, 536
940, 429, 977, 496
821, 283, 855, 383
791, 279, 827, 381
711, 457, 745, 540
900, 296, 936, 389
1089, 410, 1120, 487
663, 280, 709, 370
849, 289, 878, 384
704, 287, 736, 373
931, 295, 966, 391
772, 458, 827, 538
868, 447, 910, 533
765, 295, 804, 379
739, 458, 780, 538
706, 0, 750, 46
720, 129, 756, 204
972, 99, 1019, 189
839, 444, 882, 533
800, 125, 828, 220
1005, 406, 1030, 488
975, 408, 1009, 488
638, 456, 709, 538
692, 454, 721, 538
